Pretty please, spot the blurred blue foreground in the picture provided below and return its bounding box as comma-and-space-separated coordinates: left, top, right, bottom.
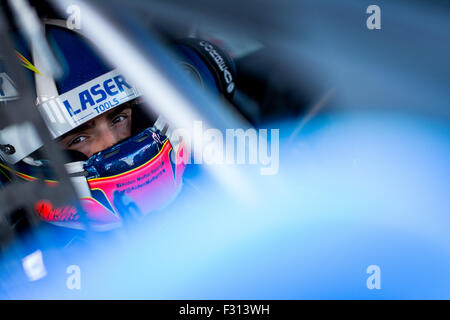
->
1, 110, 449, 299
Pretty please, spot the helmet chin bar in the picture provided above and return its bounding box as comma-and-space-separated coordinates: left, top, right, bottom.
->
30, 125, 185, 231
63, 126, 170, 201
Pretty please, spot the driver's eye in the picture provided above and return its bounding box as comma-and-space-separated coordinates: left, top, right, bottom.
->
112, 114, 128, 125
69, 136, 87, 146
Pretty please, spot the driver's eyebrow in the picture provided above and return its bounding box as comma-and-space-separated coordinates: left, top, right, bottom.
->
58, 119, 96, 141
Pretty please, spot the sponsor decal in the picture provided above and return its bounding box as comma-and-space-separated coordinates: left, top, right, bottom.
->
61, 70, 137, 119
37, 69, 140, 136
198, 40, 235, 94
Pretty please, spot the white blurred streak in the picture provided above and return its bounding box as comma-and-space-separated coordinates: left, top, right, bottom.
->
50, 0, 257, 203
21, 250, 47, 282
8, 0, 62, 78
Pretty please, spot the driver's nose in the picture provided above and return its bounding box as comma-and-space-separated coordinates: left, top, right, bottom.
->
90, 127, 120, 157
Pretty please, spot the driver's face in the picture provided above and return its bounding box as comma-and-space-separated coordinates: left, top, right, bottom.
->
59, 105, 132, 158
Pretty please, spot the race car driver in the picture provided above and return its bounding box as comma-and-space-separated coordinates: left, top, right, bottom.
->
0, 19, 236, 231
